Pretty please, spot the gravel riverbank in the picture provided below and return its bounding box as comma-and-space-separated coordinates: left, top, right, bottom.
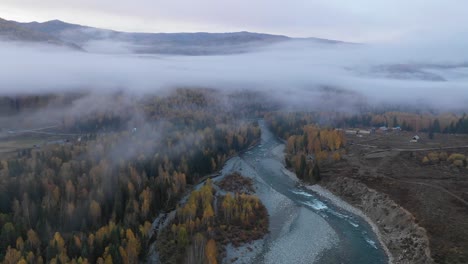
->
220, 156, 338, 264
221, 123, 390, 264
276, 144, 395, 264
150, 121, 392, 264
319, 177, 434, 264
306, 184, 394, 264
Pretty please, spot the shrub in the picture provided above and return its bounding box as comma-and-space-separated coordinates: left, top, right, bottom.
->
439, 152, 448, 161
453, 160, 464, 167
332, 152, 341, 161
427, 152, 440, 163
448, 153, 466, 163
422, 156, 429, 165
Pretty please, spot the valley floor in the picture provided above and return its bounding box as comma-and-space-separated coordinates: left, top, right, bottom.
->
323, 131, 468, 264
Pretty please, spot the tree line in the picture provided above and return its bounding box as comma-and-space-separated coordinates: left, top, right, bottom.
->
337, 111, 468, 134
265, 113, 346, 183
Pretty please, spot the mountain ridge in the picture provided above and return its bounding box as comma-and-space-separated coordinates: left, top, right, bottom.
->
0, 17, 81, 50
1, 17, 345, 55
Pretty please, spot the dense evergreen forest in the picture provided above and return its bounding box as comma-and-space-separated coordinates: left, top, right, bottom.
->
0, 89, 263, 263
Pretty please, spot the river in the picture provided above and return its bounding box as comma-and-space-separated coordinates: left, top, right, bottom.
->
214, 120, 389, 264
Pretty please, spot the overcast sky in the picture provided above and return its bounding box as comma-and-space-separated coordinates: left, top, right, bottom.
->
1, 0, 467, 42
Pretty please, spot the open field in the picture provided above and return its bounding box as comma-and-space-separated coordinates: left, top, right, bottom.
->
353, 131, 468, 150
0, 132, 70, 159
326, 131, 468, 263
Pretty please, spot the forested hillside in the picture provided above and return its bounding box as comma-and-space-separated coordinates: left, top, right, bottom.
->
0, 89, 262, 263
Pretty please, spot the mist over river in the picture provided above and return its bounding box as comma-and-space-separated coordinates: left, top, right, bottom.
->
214, 120, 389, 264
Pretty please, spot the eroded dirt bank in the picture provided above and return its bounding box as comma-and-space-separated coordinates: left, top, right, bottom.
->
336, 134, 468, 263
320, 176, 434, 264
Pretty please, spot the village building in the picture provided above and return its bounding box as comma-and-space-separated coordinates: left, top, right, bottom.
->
358, 130, 371, 135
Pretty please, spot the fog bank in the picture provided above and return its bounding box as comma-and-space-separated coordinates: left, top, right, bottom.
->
0, 38, 467, 112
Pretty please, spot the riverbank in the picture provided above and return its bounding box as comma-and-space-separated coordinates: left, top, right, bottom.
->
221, 156, 338, 264
305, 184, 394, 264
318, 176, 433, 264
279, 164, 394, 264
205, 120, 394, 263
276, 141, 433, 264
151, 120, 393, 263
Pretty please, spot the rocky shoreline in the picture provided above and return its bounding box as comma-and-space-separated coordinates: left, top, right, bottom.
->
318, 176, 434, 264
234, 124, 433, 264
281, 165, 395, 263
221, 156, 338, 264
305, 184, 394, 264
278, 145, 396, 263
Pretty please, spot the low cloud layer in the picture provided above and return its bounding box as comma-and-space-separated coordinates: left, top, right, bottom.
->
0, 38, 467, 112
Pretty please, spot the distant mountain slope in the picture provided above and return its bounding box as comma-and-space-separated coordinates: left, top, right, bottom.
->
0, 18, 80, 49
2, 18, 344, 55
15, 19, 85, 35
0, 17, 60, 43
18, 19, 294, 54
19, 19, 289, 44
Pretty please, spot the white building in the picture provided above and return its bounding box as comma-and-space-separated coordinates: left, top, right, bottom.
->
345, 130, 358, 135
358, 130, 371, 135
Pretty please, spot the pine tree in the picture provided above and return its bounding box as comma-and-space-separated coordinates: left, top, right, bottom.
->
312, 163, 321, 183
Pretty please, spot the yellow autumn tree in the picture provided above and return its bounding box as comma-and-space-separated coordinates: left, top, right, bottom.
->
3, 246, 21, 264
139, 187, 152, 218
202, 204, 215, 226
125, 229, 140, 263
205, 239, 217, 264
89, 200, 101, 226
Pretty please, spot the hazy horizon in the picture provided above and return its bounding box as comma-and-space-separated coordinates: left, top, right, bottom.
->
1, 2, 468, 112
2, 1, 468, 43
